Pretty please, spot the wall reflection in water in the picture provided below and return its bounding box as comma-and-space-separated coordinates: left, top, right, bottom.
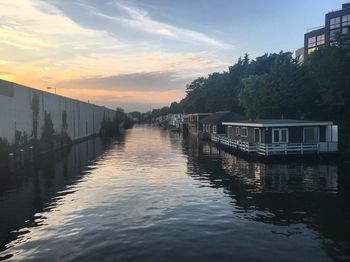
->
184, 135, 350, 258
0, 136, 119, 254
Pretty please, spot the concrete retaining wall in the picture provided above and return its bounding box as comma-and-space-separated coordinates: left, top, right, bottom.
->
0, 79, 115, 144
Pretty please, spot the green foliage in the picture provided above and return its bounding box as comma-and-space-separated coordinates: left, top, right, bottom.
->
115, 107, 134, 130
39, 111, 71, 151
305, 45, 350, 127
239, 52, 318, 119
0, 138, 11, 162
62, 110, 68, 133
152, 107, 170, 118
41, 112, 55, 144
129, 111, 141, 121
39, 111, 55, 151
100, 108, 134, 138
169, 102, 181, 113
31, 93, 40, 139
124, 115, 134, 129
164, 46, 348, 131
15, 130, 22, 146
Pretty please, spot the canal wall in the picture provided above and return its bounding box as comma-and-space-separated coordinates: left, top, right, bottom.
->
0, 79, 115, 144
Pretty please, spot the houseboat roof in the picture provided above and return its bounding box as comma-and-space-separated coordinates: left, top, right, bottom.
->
199, 111, 244, 124
188, 113, 213, 116
222, 119, 333, 127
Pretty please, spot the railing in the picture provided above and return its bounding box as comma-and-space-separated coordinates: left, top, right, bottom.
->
256, 143, 319, 156
210, 134, 331, 156
211, 134, 256, 152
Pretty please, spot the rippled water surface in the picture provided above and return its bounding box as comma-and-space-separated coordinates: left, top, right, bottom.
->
0, 126, 350, 261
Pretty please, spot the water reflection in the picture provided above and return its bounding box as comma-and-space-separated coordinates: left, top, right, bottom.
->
0, 136, 116, 257
185, 135, 350, 260
0, 127, 349, 262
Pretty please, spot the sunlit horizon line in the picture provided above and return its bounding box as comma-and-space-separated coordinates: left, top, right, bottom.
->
0, 77, 185, 112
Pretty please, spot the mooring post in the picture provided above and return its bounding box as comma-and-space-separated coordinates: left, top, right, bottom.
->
9, 153, 15, 172
20, 149, 25, 167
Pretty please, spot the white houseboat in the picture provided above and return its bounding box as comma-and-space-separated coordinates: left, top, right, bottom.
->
210, 119, 338, 156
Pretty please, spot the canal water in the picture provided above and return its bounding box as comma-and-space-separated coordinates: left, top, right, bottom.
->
0, 126, 349, 261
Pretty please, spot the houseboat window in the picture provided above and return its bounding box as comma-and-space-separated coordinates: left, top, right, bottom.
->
272, 129, 288, 143
236, 127, 240, 136
254, 128, 261, 143
241, 127, 248, 137
303, 127, 319, 143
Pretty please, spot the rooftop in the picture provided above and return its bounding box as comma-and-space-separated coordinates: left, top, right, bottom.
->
222, 119, 333, 127
199, 111, 244, 124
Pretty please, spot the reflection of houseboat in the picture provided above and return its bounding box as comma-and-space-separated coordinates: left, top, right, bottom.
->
198, 141, 339, 193
210, 119, 338, 156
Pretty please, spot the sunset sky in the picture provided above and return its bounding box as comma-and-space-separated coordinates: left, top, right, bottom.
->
0, 0, 345, 112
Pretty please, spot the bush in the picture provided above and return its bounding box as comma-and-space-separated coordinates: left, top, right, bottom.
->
0, 138, 11, 162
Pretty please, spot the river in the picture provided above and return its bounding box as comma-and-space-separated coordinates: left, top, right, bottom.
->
0, 126, 349, 261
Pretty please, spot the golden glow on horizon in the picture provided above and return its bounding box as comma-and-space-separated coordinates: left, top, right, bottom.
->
0, 0, 230, 109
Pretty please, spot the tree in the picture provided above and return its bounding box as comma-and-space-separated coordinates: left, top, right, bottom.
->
240, 52, 317, 119
306, 45, 350, 127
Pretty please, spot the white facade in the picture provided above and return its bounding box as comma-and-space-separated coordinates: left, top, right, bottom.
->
0, 80, 115, 144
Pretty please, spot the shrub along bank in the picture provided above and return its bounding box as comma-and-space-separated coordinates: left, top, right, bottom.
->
0, 107, 135, 167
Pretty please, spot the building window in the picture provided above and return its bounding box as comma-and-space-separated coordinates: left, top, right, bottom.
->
330, 29, 341, 41
303, 127, 319, 143
236, 127, 240, 136
307, 36, 316, 48
342, 14, 350, 27
316, 34, 325, 45
241, 127, 248, 137
308, 47, 316, 54
212, 125, 217, 134
330, 17, 341, 29
342, 27, 349, 34
272, 129, 288, 143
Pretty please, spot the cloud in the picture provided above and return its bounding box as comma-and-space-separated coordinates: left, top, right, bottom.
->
53, 71, 189, 110
145, 51, 231, 77
55, 71, 190, 92
0, 0, 233, 111
83, 1, 233, 49
0, 0, 123, 57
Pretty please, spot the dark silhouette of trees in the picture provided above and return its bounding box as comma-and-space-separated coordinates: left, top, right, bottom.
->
169, 46, 349, 131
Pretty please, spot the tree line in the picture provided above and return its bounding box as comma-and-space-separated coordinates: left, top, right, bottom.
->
160, 44, 350, 130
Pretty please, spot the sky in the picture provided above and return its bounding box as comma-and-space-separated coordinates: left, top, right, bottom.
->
0, 0, 346, 112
